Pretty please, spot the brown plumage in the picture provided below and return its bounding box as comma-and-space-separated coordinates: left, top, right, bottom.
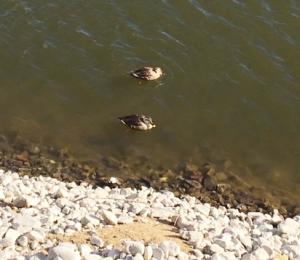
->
118, 114, 156, 131
131, 67, 163, 80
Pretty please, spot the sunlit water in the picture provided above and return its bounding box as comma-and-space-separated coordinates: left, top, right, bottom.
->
0, 1, 300, 200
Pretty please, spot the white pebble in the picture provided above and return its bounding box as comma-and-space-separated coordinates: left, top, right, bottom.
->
48, 243, 81, 260
144, 245, 153, 260
16, 235, 28, 247
79, 244, 92, 256
91, 235, 104, 247
159, 241, 180, 257
124, 241, 145, 256
152, 247, 165, 260
102, 210, 118, 225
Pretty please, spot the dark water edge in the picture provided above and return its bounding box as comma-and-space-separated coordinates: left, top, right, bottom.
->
0, 131, 299, 217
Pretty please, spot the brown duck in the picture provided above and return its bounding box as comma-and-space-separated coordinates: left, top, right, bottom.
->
131, 67, 163, 80
118, 114, 156, 130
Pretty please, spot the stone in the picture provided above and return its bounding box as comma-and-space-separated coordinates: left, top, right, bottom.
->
210, 244, 224, 254
186, 231, 204, 245
12, 214, 41, 232
129, 203, 145, 214
83, 254, 103, 260
94, 188, 109, 199
81, 215, 100, 226
281, 245, 300, 259
177, 252, 189, 260
48, 243, 81, 260
175, 216, 193, 230
13, 196, 29, 208
54, 189, 69, 199
0, 190, 5, 200
28, 253, 47, 260
62, 206, 71, 215
45, 239, 54, 248
4, 228, 21, 246
139, 208, 150, 217
193, 249, 204, 259
67, 222, 81, 231
118, 215, 134, 224
159, 241, 180, 257
27, 230, 45, 242
271, 210, 283, 225
91, 235, 104, 247
252, 247, 269, 260
150, 208, 174, 219
210, 253, 229, 260
278, 218, 300, 236
195, 204, 211, 216
0, 238, 14, 248
16, 235, 28, 247
55, 198, 70, 208
107, 248, 120, 259
13, 256, 27, 260
214, 234, 235, 250
133, 253, 144, 260
203, 175, 217, 191
152, 247, 165, 260
30, 240, 39, 250
102, 210, 118, 225
124, 241, 145, 256
144, 246, 153, 260
79, 244, 92, 256
238, 234, 252, 250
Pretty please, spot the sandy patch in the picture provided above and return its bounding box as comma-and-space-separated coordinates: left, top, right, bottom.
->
48, 218, 191, 253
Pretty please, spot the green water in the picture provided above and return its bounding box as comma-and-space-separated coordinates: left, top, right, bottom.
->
0, 1, 300, 198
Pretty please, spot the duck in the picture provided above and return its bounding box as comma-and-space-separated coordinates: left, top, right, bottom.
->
130, 67, 163, 80
118, 114, 156, 130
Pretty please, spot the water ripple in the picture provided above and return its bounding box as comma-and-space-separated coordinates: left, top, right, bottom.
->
76, 27, 92, 38
189, 0, 211, 17
160, 31, 186, 47
0, 0, 300, 199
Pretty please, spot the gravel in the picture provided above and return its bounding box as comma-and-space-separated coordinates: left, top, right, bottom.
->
0, 169, 299, 259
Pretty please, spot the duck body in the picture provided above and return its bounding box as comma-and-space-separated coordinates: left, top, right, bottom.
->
131, 67, 163, 80
118, 114, 156, 130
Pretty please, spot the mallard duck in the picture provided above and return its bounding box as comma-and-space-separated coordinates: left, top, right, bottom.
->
131, 67, 163, 80
118, 114, 156, 130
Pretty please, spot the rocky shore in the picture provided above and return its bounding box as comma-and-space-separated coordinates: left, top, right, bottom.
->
0, 134, 299, 218
0, 169, 300, 259
0, 133, 300, 259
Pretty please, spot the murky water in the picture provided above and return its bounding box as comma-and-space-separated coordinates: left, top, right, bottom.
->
1, 1, 300, 198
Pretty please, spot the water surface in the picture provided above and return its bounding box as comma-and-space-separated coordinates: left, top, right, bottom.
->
0, 1, 300, 199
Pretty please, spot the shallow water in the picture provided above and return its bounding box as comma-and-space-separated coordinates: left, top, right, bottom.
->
0, 1, 300, 199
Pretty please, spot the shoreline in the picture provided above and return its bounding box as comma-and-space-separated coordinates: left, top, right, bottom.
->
0, 169, 299, 259
0, 133, 299, 218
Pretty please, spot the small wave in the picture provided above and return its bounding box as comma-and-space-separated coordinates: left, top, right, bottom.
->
253, 42, 285, 65
232, 0, 245, 7
238, 62, 266, 85
291, 12, 300, 19
261, 0, 272, 13
76, 27, 92, 38
216, 15, 246, 32
150, 48, 185, 74
160, 31, 186, 47
189, 0, 211, 17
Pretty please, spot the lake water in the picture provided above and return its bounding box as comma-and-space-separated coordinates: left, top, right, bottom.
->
0, 1, 300, 200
